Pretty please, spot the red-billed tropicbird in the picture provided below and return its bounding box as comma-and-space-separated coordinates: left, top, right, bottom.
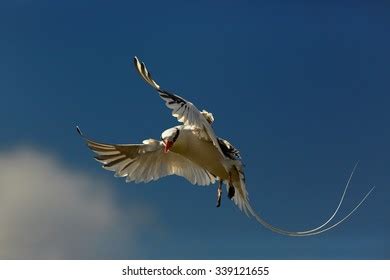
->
77, 57, 374, 236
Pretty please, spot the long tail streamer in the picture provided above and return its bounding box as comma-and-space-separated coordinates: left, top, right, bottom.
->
248, 163, 375, 236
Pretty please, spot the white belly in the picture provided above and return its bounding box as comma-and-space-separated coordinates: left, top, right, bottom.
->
170, 129, 229, 180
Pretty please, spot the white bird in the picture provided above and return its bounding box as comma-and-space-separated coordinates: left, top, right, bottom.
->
77, 56, 374, 236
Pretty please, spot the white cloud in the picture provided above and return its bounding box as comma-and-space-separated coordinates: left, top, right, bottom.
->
0, 148, 156, 259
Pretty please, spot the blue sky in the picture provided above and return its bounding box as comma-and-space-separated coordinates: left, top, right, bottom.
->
0, 0, 388, 259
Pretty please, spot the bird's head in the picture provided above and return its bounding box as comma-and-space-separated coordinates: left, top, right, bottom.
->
161, 127, 180, 153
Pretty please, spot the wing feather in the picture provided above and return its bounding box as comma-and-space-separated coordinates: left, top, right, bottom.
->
133, 56, 225, 157
82, 135, 216, 186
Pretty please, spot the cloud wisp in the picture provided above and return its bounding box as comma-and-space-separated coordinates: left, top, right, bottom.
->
0, 148, 156, 259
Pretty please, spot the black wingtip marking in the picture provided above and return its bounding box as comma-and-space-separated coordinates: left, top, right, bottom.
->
217, 138, 241, 160
76, 126, 83, 137
140, 62, 146, 74
133, 56, 139, 67
158, 90, 186, 105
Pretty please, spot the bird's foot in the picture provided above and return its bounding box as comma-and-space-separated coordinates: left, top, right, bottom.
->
216, 182, 222, 207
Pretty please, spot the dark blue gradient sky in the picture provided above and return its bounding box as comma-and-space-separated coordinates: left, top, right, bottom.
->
0, 0, 388, 259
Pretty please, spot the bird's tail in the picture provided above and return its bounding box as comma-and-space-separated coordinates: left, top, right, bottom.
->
230, 162, 375, 236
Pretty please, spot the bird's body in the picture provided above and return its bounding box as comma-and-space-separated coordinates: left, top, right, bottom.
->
171, 126, 229, 180
77, 56, 374, 236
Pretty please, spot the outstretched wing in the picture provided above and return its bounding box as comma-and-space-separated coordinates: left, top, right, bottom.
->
133, 56, 225, 156
78, 129, 216, 186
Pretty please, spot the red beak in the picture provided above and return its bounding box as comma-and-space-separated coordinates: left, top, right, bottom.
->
163, 140, 173, 153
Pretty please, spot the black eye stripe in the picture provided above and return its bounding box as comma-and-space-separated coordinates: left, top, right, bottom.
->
173, 128, 180, 142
